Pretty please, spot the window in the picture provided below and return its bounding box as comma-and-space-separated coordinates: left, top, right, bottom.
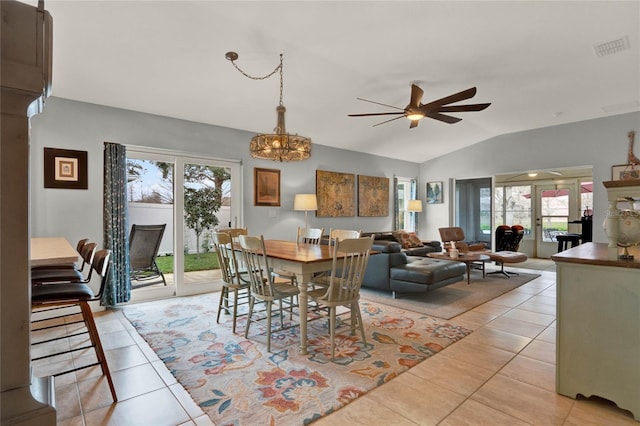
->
494, 185, 532, 238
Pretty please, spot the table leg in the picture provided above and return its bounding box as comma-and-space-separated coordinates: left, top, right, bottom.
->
466, 263, 471, 285
296, 272, 311, 355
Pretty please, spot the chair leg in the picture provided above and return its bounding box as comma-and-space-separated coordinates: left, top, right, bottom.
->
329, 307, 336, 361
231, 288, 238, 334
216, 287, 227, 323
79, 302, 117, 402
266, 301, 272, 353
244, 296, 255, 339
353, 301, 366, 346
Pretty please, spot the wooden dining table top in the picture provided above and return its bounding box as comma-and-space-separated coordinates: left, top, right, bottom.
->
30, 237, 79, 266
262, 239, 335, 264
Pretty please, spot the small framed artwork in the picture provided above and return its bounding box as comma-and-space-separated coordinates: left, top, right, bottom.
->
426, 181, 443, 204
612, 164, 640, 181
254, 167, 281, 206
44, 147, 88, 189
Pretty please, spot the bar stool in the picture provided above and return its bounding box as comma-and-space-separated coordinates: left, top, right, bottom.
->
556, 233, 581, 252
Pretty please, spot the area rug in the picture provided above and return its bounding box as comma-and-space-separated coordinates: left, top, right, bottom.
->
360, 270, 540, 320
123, 293, 472, 425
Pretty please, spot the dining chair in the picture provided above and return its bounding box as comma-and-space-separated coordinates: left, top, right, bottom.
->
31, 242, 97, 284
272, 226, 325, 285
238, 234, 300, 352
31, 249, 117, 402
308, 235, 374, 361
297, 227, 324, 245
211, 231, 250, 334
219, 227, 248, 240
328, 228, 362, 245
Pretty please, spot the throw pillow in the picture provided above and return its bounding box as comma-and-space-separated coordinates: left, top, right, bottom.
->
397, 231, 424, 249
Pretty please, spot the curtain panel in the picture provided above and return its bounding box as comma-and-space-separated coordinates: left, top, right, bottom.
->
103, 142, 130, 305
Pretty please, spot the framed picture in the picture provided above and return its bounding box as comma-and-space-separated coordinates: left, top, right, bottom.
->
44, 147, 88, 189
426, 181, 443, 204
358, 175, 389, 217
254, 167, 281, 206
612, 164, 640, 181
316, 170, 355, 217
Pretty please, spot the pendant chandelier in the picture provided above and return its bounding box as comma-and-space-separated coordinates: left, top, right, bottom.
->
225, 52, 311, 162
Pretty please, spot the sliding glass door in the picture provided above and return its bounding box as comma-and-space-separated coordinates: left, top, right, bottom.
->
126, 148, 241, 301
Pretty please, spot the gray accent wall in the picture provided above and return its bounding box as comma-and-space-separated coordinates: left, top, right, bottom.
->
29, 97, 418, 246
418, 111, 640, 244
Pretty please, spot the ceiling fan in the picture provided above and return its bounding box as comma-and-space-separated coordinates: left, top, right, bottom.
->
349, 84, 491, 128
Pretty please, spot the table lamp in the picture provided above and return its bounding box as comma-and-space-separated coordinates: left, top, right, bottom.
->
407, 199, 423, 232
407, 199, 423, 213
294, 194, 318, 230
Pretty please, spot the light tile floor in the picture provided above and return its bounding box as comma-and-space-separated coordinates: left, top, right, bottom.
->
32, 259, 639, 425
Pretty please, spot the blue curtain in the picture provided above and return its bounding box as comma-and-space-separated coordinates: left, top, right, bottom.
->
393, 176, 399, 230
411, 178, 418, 231
103, 142, 130, 305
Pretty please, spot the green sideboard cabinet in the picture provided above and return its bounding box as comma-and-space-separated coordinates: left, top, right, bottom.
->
552, 242, 640, 421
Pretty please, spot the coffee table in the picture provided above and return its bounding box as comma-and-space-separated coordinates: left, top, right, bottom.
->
427, 252, 490, 284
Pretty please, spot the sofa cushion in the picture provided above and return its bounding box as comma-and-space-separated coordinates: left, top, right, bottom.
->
395, 231, 424, 249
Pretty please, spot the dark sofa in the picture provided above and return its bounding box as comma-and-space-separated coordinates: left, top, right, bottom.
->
362, 238, 466, 298
361, 231, 442, 256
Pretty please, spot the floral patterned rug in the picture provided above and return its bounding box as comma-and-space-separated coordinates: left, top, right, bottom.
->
123, 292, 472, 425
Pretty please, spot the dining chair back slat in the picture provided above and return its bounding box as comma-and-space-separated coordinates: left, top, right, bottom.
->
297, 227, 324, 245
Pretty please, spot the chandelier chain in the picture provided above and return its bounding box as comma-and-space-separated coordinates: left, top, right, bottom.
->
228, 53, 284, 106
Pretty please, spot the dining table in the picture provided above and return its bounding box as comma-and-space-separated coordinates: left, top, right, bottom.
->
30, 237, 79, 266
261, 239, 341, 355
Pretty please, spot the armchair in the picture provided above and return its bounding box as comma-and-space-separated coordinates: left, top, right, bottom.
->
438, 227, 488, 252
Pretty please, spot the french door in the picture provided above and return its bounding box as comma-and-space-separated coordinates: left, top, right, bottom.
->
126, 148, 242, 302
535, 183, 577, 258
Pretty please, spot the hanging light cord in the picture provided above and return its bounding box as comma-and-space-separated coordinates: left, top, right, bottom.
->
226, 53, 284, 106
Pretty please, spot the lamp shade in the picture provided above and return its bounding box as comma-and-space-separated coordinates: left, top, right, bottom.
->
294, 194, 318, 211
406, 199, 423, 212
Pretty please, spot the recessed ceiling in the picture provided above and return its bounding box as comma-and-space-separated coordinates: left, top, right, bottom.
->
27, 1, 640, 163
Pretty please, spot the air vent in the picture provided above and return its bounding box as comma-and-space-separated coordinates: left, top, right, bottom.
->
593, 36, 630, 57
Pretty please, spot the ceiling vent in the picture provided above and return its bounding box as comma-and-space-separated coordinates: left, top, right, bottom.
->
593, 36, 630, 57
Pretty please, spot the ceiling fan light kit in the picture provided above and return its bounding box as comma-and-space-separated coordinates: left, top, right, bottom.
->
225, 51, 311, 162
349, 83, 491, 128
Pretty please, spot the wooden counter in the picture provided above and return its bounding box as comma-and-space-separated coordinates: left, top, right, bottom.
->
553, 242, 640, 420
552, 242, 640, 268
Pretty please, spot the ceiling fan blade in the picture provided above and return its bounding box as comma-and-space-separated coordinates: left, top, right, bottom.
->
409, 119, 420, 129
426, 112, 463, 124
421, 87, 478, 111
356, 98, 404, 111
437, 103, 491, 112
348, 112, 405, 117
372, 116, 406, 127
409, 84, 424, 108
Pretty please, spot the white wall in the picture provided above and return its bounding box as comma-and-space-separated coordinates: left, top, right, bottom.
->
417, 111, 640, 244
29, 97, 419, 248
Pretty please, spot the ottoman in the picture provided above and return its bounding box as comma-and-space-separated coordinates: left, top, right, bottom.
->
487, 251, 528, 278
389, 257, 467, 298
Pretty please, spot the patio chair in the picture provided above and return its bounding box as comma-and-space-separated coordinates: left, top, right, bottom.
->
129, 224, 167, 288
